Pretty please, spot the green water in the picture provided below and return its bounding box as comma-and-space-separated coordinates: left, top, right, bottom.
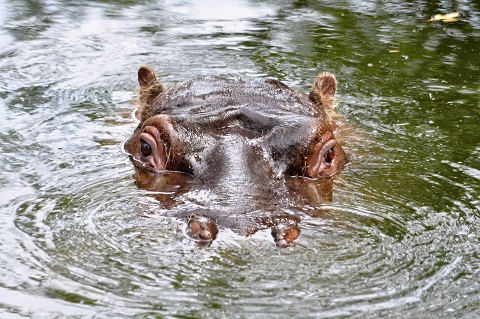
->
0, 0, 479, 318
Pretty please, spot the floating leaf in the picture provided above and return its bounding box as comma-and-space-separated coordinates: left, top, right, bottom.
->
428, 12, 459, 23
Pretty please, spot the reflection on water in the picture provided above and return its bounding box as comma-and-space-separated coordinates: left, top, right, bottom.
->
0, 0, 479, 318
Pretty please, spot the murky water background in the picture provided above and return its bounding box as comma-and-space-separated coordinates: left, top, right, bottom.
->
1, 0, 479, 318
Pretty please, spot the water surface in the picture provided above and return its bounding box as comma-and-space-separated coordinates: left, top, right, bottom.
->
0, 0, 479, 318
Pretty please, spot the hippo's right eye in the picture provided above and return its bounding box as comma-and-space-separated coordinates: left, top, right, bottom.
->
138, 128, 168, 172
140, 140, 152, 156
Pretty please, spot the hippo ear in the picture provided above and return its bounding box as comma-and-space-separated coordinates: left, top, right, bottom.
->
134, 66, 165, 120
138, 65, 158, 87
309, 72, 337, 109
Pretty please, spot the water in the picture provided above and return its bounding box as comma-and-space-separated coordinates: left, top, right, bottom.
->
1, 0, 479, 318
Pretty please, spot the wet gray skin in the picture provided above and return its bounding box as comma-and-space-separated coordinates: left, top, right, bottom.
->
124, 66, 348, 247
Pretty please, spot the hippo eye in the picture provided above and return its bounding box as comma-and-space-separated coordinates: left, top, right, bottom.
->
324, 147, 335, 163
304, 137, 338, 178
140, 140, 152, 157
138, 129, 168, 172
318, 139, 337, 169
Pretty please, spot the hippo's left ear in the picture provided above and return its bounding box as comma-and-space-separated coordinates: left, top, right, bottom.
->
309, 72, 337, 109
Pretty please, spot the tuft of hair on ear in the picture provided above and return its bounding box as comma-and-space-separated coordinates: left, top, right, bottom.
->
132, 65, 164, 120
308, 72, 338, 110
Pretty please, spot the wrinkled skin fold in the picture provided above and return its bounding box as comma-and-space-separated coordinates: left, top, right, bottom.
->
124, 66, 348, 247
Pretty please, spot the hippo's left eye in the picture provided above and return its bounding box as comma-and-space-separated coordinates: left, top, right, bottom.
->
304, 135, 342, 179
324, 146, 335, 163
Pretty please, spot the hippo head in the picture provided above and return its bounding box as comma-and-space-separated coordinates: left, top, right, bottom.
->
124, 66, 348, 247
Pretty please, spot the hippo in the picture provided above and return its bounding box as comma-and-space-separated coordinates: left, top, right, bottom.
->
124, 66, 348, 247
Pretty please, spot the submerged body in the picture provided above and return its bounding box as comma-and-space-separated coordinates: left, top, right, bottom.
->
124, 66, 348, 246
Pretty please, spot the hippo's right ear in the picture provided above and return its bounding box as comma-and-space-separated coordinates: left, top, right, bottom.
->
309, 72, 337, 109
138, 65, 158, 87
134, 66, 164, 120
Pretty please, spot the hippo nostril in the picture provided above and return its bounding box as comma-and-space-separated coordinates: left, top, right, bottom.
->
186, 213, 219, 246
200, 229, 214, 240
271, 224, 301, 248
189, 220, 203, 234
